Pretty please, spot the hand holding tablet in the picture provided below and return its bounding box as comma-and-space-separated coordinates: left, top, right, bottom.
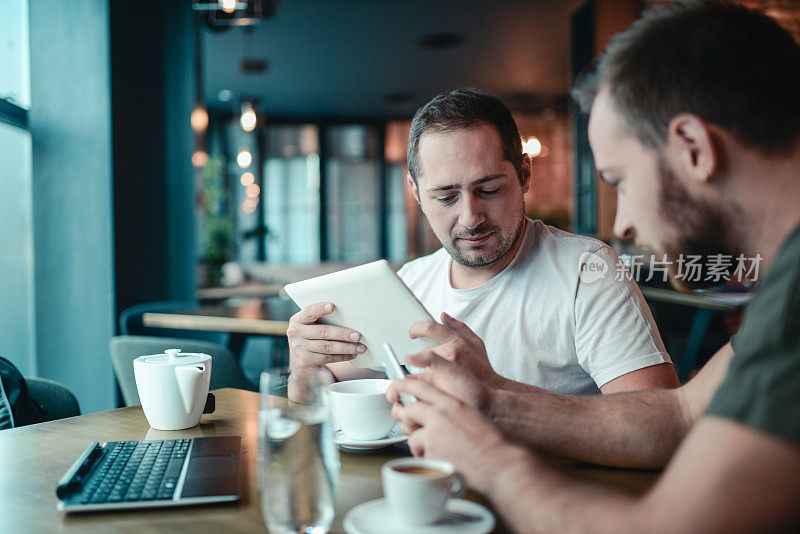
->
284, 260, 437, 369
285, 302, 367, 371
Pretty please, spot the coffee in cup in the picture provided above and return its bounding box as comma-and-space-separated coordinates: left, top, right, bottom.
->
327, 379, 395, 441
382, 458, 465, 525
391, 465, 445, 477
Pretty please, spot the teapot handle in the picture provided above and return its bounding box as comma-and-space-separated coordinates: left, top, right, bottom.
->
203, 392, 215, 414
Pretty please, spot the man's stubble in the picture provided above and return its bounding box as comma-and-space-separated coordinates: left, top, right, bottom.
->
444, 194, 526, 269
657, 158, 744, 291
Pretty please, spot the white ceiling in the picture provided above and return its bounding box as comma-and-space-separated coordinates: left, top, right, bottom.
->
201, 0, 586, 119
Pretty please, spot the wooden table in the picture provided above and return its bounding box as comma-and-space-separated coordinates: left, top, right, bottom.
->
639, 287, 750, 313
143, 298, 299, 337
0, 388, 660, 533
197, 283, 284, 302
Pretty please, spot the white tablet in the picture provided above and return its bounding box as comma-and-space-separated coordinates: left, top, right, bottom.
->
283, 260, 437, 368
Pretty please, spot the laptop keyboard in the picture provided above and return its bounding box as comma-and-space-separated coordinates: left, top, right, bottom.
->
71, 439, 191, 504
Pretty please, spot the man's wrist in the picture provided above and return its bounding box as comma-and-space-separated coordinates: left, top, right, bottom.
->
288, 365, 324, 387
486, 373, 512, 389
486, 386, 513, 421
482, 443, 537, 496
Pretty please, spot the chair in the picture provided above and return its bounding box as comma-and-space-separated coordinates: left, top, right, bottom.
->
110, 335, 257, 406
118, 300, 231, 347
25, 377, 80, 423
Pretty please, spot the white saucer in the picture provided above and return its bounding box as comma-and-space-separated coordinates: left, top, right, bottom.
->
334, 425, 408, 450
343, 498, 495, 534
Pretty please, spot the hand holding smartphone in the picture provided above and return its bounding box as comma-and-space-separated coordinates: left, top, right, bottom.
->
381, 343, 416, 405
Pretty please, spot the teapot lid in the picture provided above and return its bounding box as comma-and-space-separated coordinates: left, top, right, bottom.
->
136, 348, 210, 365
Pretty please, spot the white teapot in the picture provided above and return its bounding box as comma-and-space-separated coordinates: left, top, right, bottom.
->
133, 348, 213, 430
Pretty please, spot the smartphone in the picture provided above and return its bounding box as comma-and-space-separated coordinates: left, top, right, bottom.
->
381, 343, 416, 405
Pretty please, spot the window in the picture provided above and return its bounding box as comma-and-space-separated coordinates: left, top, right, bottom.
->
212, 118, 411, 268
0, 0, 30, 109
0, 0, 35, 375
324, 125, 382, 263
385, 162, 409, 263
263, 124, 321, 264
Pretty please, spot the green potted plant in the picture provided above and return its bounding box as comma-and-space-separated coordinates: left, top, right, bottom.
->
199, 156, 235, 287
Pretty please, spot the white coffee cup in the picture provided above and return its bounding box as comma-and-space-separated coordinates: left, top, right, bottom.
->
327, 379, 395, 441
382, 458, 465, 525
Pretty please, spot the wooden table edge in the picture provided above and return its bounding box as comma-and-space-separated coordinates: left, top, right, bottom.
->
639, 286, 746, 312
142, 312, 288, 336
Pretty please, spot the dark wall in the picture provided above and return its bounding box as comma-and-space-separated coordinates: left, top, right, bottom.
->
29, 0, 116, 412
570, 0, 597, 236
110, 0, 197, 318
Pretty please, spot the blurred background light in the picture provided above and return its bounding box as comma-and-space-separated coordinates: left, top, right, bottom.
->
237, 149, 252, 168
240, 102, 257, 132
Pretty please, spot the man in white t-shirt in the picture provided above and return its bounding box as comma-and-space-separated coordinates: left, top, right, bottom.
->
398, 219, 670, 394
287, 89, 678, 394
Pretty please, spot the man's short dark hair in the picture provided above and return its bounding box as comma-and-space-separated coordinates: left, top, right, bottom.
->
407, 89, 525, 183
572, 0, 800, 155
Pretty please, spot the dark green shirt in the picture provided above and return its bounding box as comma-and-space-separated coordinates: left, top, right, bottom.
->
705, 222, 800, 444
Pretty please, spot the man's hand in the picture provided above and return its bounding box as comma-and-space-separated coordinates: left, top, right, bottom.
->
392, 374, 528, 493
388, 353, 494, 434
409, 313, 509, 388
385, 314, 505, 432
286, 302, 366, 372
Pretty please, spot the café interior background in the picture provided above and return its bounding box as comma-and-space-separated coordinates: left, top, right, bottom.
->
1, 0, 799, 413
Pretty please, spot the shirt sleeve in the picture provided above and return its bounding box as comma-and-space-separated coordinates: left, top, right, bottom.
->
573, 245, 672, 388
706, 336, 800, 444
704, 238, 800, 444
396, 262, 410, 279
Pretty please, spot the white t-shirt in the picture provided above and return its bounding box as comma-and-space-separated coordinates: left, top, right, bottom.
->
397, 219, 670, 395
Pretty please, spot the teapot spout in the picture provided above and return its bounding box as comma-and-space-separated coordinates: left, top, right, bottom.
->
175, 364, 205, 415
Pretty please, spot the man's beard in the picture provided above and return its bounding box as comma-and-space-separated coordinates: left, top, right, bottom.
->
657, 158, 743, 291
444, 203, 526, 268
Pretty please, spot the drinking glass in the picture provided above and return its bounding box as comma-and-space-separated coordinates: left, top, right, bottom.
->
258, 367, 340, 534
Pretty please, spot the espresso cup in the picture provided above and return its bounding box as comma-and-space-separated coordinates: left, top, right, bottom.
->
327, 379, 395, 441
382, 457, 465, 525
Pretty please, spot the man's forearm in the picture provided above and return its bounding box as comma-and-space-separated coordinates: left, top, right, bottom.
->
489, 386, 690, 468
485, 416, 800, 534
487, 343, 735, 468
486, 445, 645, 534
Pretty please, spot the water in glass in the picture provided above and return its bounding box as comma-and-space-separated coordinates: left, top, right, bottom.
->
259, 368, 339, 534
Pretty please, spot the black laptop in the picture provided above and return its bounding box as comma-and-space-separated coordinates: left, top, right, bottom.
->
56, 436, 241, 512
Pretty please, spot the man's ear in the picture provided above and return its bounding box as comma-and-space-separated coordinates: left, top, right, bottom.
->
667, 114, 718, 183
520, 154, 532, 194
407, 172, 421, 204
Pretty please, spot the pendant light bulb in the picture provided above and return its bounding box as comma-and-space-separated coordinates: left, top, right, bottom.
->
191, 104, 209, 132
240, 102, 257, 132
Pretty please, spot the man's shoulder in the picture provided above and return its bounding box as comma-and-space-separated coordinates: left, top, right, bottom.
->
725, 223, 800, 354
705, 226, 800, 444
528, 220, 614, 263
524, 220, 630, 295
397, 248, 449, 282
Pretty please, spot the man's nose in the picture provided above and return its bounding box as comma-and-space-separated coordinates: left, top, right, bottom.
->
459, 194, 486, 229
613, 202, 635, 240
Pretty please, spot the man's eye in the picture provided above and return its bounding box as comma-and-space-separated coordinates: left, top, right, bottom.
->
436, 195, 457, 205
479, 188, 499, 196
